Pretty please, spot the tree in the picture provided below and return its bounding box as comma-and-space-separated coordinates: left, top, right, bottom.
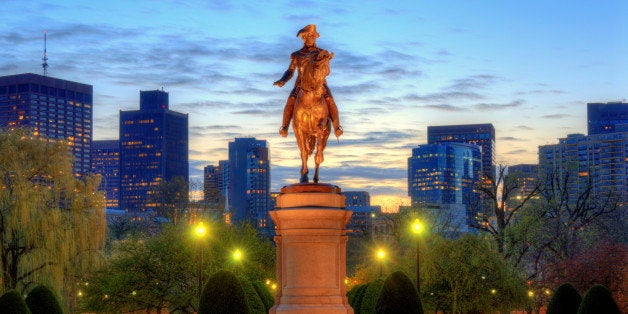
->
0, 130, 106, 312
0, 289, 32, 313
80, 225, 197, 313
150, 176, 189, 224
252, 281, 275, 312
577, 285, 621, 314
360, 278, 384, 314
470, 164, 540, 255
421, 235, 527, 313
376, 271, 423, 314
547, 283, 581, 314
199, 270, 248, 314
81, 220, 276, 312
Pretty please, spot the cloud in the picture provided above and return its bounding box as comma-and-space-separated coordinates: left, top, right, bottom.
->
505, 149, 529, 155
446, 75, 498, 91
498, 136, 525, 141
514, 125, 534, 130
420, 104, 468, 112
542, 114, 571, 119
472, 100, 524, 110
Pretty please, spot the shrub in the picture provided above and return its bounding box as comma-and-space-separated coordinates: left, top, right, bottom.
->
577, 284, 620, 314
376, 271, 423, 314
352, 283, 369, 313
25, 285, 63, 314
238, 276, 266, 314
347, 284, 362, 306
547, 283, 582, 314
199, 270, 248, 314
252, 281, 275, 312
360, 278, 384, 314
0, 290, 32, 314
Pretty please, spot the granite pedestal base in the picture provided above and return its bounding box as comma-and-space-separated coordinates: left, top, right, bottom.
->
270, 183, 354, 314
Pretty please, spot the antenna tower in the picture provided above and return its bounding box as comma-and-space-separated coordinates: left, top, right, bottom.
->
42, 31, 49, 76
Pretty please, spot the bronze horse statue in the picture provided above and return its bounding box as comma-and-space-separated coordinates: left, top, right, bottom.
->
292, 50, 334, 183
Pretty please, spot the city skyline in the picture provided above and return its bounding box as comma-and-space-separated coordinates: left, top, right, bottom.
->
2, 0, 625, 210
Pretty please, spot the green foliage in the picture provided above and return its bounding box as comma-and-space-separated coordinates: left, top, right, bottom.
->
238, 276, 266, 314
547, 283, 582, 314
25, 285, 63, 314
80, 225, 197, 312
199, 270, 248, 314
376, 271, 422, 314
422, 235, 526, 313
252, 281, 275, 312
360, 278, 384, 314
0, 290, 32, 314
346, 284, 362, 308
0, 129, 105, 312
577, 285, 620, 314
352, 283, 369, 314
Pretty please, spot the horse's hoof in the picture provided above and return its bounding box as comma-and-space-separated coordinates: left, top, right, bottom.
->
334, 126, 343, 137
300, 174, 309, 183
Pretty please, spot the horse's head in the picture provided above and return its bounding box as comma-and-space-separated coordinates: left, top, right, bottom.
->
301, 50, 333, 93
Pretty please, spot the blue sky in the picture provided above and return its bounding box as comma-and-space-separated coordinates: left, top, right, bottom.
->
1, 0, 626, 209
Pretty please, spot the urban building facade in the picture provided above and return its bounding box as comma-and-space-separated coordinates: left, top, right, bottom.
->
0, 73, 93, 175
119, 90, 188, 213
228, 138, 271, 234
427, 123, 495, 176
587, 101, 628, 135
342, 191, 381, 237
408, 142, 482, 232
539, 132, 628, 207
91, 140, 120, 209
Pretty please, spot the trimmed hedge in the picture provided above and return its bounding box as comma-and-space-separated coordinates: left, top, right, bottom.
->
238, 276, 266, 314
199, 270, 248, 314
25, 285, 63, 314
352, 283, 369, 314
252, 281, 275, 312
360, 278, 384, 314
577, 284, 620, 314
547, 283, 581, 314
0, 290, 32, 314
376, 271, 423, 314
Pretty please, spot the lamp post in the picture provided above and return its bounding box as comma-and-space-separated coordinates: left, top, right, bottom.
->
376, 248, 386, 277
411, 218, 422, 294
233, 248, 243, 275
195, 222, 207, 302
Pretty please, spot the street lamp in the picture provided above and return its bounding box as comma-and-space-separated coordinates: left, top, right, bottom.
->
411, 218, 422, 294
376, 248, 386, 277
195, 222, 207, 302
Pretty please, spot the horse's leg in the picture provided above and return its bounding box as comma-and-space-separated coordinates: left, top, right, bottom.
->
297, 133, 309, 183
313, 124, 330, 183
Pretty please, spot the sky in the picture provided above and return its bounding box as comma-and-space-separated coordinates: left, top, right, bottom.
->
1, 0, 626, 210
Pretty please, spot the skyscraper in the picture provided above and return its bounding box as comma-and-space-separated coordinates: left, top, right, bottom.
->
228, 138, 270, 234
539, 132, 627, 206
587, 101, 628, 135
427, 123, 495, 176
91, 140, 120, 209
0, 73, 93, 175
408, 142, 482, 233
119, 90, 188, 213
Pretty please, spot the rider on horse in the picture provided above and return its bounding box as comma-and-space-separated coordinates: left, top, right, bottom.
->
273, 24, 343, 139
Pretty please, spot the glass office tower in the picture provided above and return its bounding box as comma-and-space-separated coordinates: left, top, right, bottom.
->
91, 140, 120, 209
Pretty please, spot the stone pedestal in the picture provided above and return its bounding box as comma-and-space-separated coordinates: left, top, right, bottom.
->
270, 183, 354, 314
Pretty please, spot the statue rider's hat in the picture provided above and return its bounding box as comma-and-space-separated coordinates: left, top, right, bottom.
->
297, 24, 320, 38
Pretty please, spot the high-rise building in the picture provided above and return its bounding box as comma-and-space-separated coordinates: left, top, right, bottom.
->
119, 90, 188, 213
204, 163, 229, 206
228, 138, 271, 234
0, 73, 93, 175
539, 132, 627, 206
342, 191, 381, 237
506, 164, 539, 209
408, 142, 482, 232
427, 123, 495, 176
91, 140, 120, 209
587, 102, 628, 135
